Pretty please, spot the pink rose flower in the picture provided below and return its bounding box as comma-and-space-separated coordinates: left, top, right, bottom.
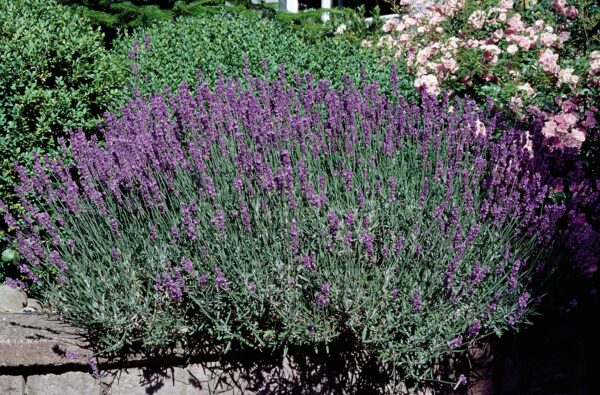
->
382, 18, 399, 33
416, 46, 434, 65
442, 56, 458, 73
540, 32, 558, 47
468, 10, 487, 29
561, 100, 577, 113
430, 15, 445, 25
475, 120, 487, 137
552, 0, 567, 13
481, 45, 501, 64
542, 119, 558, 137
562, 112, 579, 127
565, 6, 578, 19
559, 68, 579, 87
514, 35, 534, 50
539, 49, 560, 75
414, 74, 441, 96
534, 19, 546, 32
434, 62, 446, 77
465, 38, 479, 48
491, 29, 504, 43
582, 111, 596, 129
507, 44, 519, 54
590, 51, 600, 74
447, 37, 461, 49
517, 83, 535, 96
507, 13, 525, 33
559, 31, 571, 44
552, 0, 579, 19
565, 128, 585, 149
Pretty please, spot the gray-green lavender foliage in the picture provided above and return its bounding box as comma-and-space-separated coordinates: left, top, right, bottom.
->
1, 72, 547, 386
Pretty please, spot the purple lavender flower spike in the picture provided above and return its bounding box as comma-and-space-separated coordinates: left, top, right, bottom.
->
198, 273, 208, 288
468, 320, 481, 338
316, 281, 330, 307
148, 226, 158, 242
49, 250, 68, 272
344, 210, 355, 226
211, 209, 226, 237
447, 336, 463, 349
110, 219, 121, 240
65, 351, 80, 360
181, 258, 193, 273
301, 252, 317, 271
214, 267, 229, 292
87, 355, 101, 379
412, 288, 423, 312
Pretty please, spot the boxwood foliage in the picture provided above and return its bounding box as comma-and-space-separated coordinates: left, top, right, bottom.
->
111, 10, 414, 102
0, 0, 127, 215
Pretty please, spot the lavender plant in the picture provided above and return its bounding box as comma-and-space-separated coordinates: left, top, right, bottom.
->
0, 70, 558, 383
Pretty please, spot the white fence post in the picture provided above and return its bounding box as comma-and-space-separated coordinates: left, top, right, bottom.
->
321, 0, 332, 22
281, 0, 299, 13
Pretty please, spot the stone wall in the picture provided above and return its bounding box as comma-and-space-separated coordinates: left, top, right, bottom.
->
0, 314, 267, 395
1, 364, 258, 395
1, 313, 444, 395
4, 309, 596, 394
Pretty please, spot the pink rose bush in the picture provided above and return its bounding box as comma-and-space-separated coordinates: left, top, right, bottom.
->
370, 0, 600, 289
373, 0, 598, 151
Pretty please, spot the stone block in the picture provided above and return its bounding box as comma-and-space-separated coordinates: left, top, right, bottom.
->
26, 372, 100, 395
0, 375, 24, 395
101, 366, 191, 395
0, 285, 27, 313
185, 363, 244, 394
0, 314, 89, 369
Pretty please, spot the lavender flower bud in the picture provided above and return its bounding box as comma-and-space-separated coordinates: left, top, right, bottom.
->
468, 320, 482, 337
412, 288, 423, 312
214, 267, 229, 291
447, 336, 463, 349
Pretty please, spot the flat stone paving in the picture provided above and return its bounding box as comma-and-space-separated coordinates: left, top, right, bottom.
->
0, 375, 24, 395
0, 313, 88, 368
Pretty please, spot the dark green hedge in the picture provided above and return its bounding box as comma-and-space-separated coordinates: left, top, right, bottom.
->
0, 0, 127, 215
111, 10, 412, 102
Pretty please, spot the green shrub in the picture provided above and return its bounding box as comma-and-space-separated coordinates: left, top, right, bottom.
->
111, 11, 413, 101
0, 0, 127, 217
6, 76, 545, 387
61, 0, 241, 36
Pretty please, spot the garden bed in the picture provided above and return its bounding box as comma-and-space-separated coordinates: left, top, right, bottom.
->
1, 1, 598, 393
